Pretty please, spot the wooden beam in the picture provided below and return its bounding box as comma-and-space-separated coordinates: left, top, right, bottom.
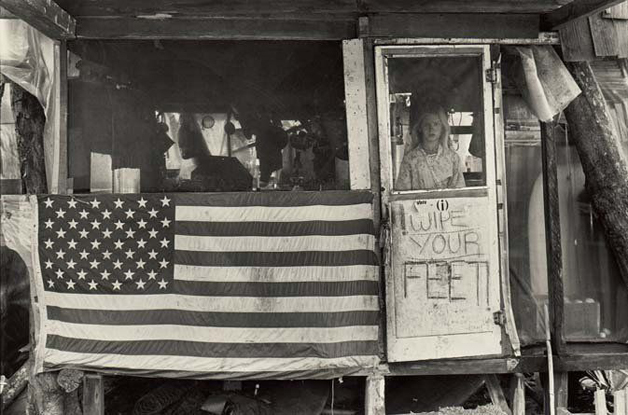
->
364, 375, 385, 415
385, 356, 547, 376
50, 40, 68, 194
540, 121, 566, 356
0, 0, 75, 39
343, 38, 371, 191
374, 33, 561, 45
364, 13, 539, 39
82, 374, 104, 415
362, 0, 571, 14
555, 351, 628, 371
542, 0, 627, 29
485, 375, 512, 415
75, 17, 356, 40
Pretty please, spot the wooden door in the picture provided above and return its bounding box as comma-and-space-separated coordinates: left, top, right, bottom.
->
376, 45, 504, 361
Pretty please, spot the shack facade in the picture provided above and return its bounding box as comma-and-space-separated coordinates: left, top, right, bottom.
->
1, 0, 627, 413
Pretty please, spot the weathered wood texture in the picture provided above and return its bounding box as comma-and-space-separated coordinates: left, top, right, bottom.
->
564, 62, 628, 290
485, 375, 512, 415
0, 0, 75, 39
604, 1, 628, 18
364, 14, 539, 39
51, 40, 69, 194
55, 0, 569, 17
589, 12, 620, 56
10, 82, 48, 194
543, 0, 627, 28
30, 373, 65, 415
76, 17, 356, 40
559, 9, 628, 61
83, 374, 105, 415
510, 374, 526, 415
559, 17, 598, 61
1, 360, 29, 410
540, 121, 566, 355
343, 38, 371, 191
364, 375, 385, 415
361, 0, 570, 13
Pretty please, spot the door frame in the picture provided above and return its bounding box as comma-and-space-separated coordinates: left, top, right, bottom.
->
374, 44, 511, 361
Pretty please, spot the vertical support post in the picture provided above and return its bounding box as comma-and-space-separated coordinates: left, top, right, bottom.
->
364, 375, 385, 415
82, 373, 104, 415
540, 120, 566, 355
555, 372, 569, 410
342, 38, 371, 190
510, 373, 525, 415
614, 388, 628, 415
51, 40, 68, 194
594, 388, 607, 415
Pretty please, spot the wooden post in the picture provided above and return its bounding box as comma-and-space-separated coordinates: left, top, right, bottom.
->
10, 82, 48, 194
51, 39, 68, 194
540, 120, 566, 355
485, 374, 512, 415
555, 372, 569, 411
594, 388, 607, 415
82, 373, 105, 415
614, 388, 627, 415
342, 38, 371, 190
364, 375, 385, 415
510, 373, 525, 415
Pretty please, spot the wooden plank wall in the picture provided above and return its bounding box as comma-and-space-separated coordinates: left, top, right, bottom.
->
559, 1, 628, 61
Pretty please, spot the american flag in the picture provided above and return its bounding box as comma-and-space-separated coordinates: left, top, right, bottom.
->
33, 192, 380, 378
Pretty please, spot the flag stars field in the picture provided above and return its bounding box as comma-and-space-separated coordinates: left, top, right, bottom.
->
38, 194, 175, 295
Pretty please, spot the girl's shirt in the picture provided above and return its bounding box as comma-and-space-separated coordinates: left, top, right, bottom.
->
395, 144, 465, 190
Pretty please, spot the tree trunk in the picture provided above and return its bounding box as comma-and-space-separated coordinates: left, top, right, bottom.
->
564, 61, 628, 288
10, 82, 47, 194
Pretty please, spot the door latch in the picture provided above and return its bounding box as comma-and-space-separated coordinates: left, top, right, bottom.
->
493, 310, 506, 326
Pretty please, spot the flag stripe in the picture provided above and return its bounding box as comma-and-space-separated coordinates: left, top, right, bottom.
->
46, 335, 380, 358
175, 204, 373, 223
36, 192, 381, 378
46, 307, 380, 328
174, 250, 379, 267
172, 280, 379, 297
174, 234, 376, 253
44, 350, 379, 373
176, 219, 376, 237
47, 321, 379, 343
173, 265, 379, 283
174, 191, 373, 207
43, 292, 379, 313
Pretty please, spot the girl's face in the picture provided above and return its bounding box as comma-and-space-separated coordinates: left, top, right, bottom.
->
420, 113, 443, 144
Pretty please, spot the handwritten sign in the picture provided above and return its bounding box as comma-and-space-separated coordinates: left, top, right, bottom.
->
391, 197, 497, 339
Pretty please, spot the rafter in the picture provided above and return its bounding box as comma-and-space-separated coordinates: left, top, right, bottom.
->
0, 0, 75, 39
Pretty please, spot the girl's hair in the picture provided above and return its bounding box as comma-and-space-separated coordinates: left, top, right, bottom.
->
410, 106, 451, 150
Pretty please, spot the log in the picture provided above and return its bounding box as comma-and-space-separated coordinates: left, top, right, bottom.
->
10, 82, 48, 194
1, 360, 28, 410
30, 372, 65, 415
564, 61, 628, 288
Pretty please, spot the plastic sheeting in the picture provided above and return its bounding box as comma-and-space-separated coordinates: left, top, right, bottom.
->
0, 19, 59, 192
503, 53, 628, 345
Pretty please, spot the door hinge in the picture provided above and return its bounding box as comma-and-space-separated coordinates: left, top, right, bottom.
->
486, 67, 498, 83
493, 310, 506, 326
